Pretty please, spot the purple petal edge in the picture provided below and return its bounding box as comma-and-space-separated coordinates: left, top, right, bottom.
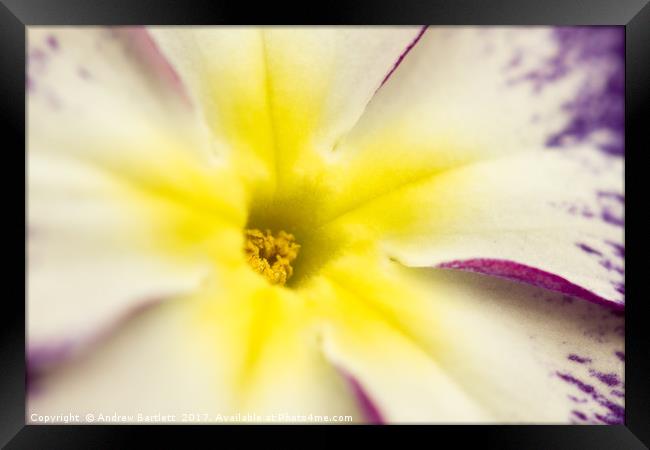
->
378, 26, 428, 89
123, 27, 191, 106
27, 297, 165, 395
338, 369, 385, 424
437, 258, 623, 310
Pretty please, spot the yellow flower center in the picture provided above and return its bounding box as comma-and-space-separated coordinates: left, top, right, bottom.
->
244, 228, 300, 285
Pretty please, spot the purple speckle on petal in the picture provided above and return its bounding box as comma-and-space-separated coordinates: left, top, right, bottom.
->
576, 243, 602, 256
558, 371, 624, 424
29, 48, 46, 62
504, 51, 524, 70
568, 354, 592, 364
569, 395, 588, 403
46, 35, 59, 50
595, 413, 622, 424
603, 400, 625, 419
596, 191, 624, 228
599, 259, 624, 275
602, 211, 624, 227
615, 351, 625, 362
597, 191, 624, 203
572, 410, 588, 420
613, 282, 625, 295
607, 241, 625, 258
557, 372, 595, 394
589, 369, 620, 387
544, 28, 624, 156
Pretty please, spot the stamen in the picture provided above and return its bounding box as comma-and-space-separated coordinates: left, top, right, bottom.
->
244, 228, 300, 285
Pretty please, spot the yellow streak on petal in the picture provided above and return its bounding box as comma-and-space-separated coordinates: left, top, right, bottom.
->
320, 127, 487, 227
103, 142, 249, 267
186, 266, 361, 417
305, 249, 447, 359
261, 30, 331, 181
300, 253, 488, 422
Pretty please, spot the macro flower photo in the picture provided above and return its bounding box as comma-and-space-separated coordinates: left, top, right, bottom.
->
27, 26, 624, 424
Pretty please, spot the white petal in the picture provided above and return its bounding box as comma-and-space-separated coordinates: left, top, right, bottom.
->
303, 257, 490, 423
30, 274, 364, 422
27, 27, 245, 361
28, 300, 231, 420
149, 27, 424, 195
342, 27, 622, 161
28, 27, 212, 166
328, 148, 623, 306
401, 268, 624, 423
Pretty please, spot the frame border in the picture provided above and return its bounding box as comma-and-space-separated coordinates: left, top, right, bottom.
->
0, 0, 649, 25
3, 0, 647, 447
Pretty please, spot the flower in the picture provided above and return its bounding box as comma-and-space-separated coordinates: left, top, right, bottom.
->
27, 26, 624, 424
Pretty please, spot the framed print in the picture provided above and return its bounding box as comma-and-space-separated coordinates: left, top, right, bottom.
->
2, 0, 647, 447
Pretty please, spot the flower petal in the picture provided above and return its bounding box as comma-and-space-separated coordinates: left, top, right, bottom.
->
28, 299, 232, 418
341, 27, 623, 161
257, 27, 424, 185
320, 314, 488, 423
202, 270, 363, 420
28, 27, 246, 363
28, 146, 246, 366
149, 27, 424, 195
323, 27, 623, 223
304, 253, 489, 423
302, 249, 622, 423
28, 27, 211, 166
147, 27, 277, 195
400, 268, 624, 423
30, 271, 364, 422
328, 149, 623, 306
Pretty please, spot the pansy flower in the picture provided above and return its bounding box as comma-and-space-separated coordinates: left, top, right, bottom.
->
27, 26, 624, 424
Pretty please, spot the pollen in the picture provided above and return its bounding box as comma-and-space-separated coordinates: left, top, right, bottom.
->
244, 228, 300, 286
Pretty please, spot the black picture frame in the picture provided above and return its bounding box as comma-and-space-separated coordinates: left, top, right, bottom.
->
2, 0, 646, 447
